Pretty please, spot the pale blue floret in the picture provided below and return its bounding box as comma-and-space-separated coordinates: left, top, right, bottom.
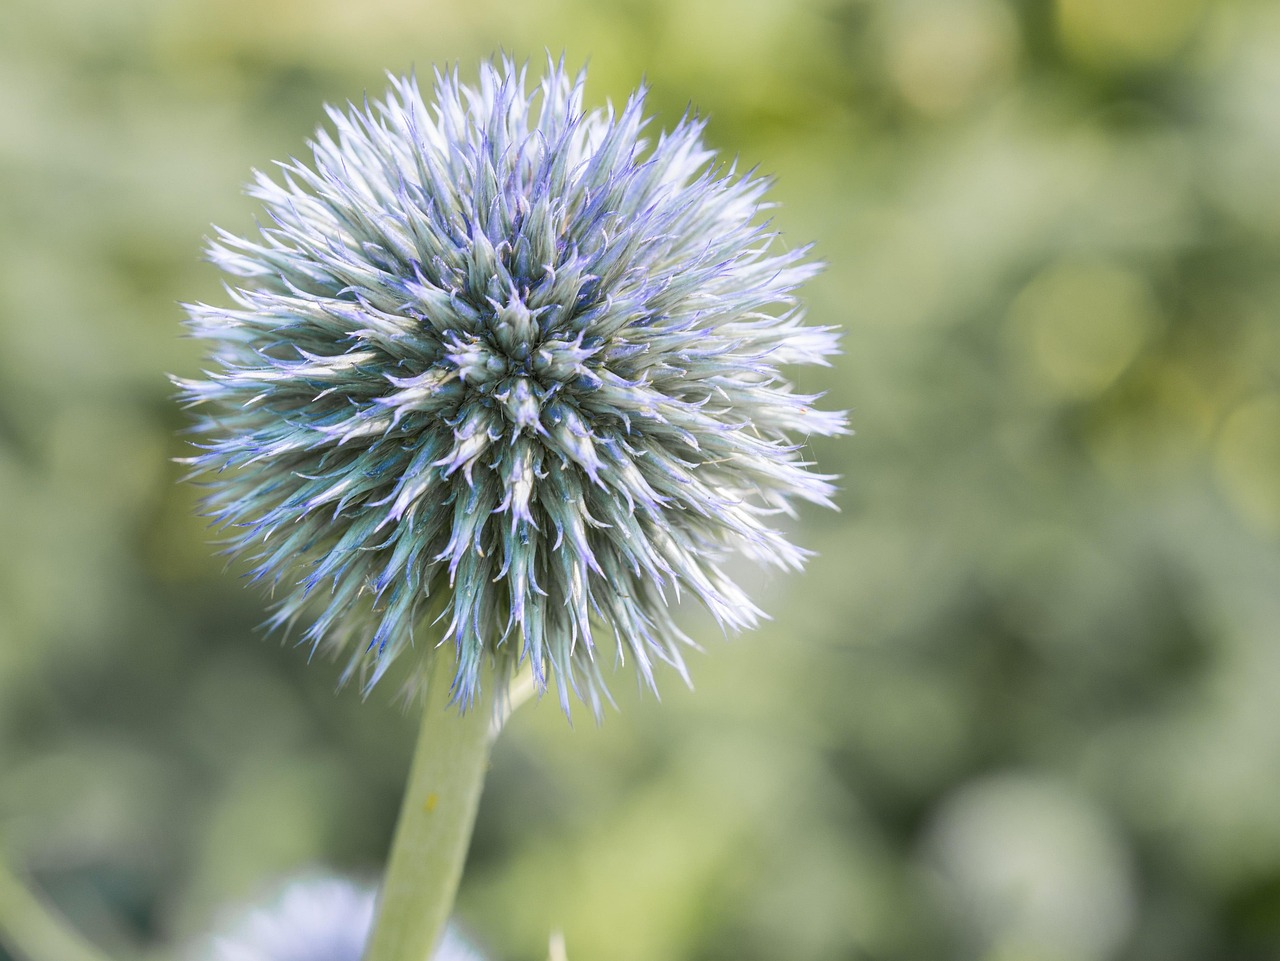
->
197, 877, 484, 961
177, 57, 845, 715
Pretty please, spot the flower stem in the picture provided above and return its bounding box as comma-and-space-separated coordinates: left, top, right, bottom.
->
0, 855, 118, 961
364, 657, 497, 961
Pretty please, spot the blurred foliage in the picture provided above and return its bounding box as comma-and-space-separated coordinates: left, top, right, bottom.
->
2, 0, 1280, 960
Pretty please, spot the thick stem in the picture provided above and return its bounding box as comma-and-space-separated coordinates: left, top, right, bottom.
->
364, 658, 497, 961
0, 856, 117, 961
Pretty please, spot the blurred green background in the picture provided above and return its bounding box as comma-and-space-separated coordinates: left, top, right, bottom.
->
2, 0, 1280, 959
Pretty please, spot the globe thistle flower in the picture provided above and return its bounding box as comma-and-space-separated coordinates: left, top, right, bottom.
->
197, 876, 485, 961
178, 57, 844, 714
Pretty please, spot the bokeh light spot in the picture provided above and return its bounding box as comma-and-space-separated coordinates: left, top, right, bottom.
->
1006, 260, 1158, 401
887, 0, 1019, 117
924, 773, 1134, 961
1215, 393, 1280, 534
1056, 0, 1207, 67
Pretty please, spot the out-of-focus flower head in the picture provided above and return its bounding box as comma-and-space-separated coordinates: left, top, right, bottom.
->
197, 876, 485, 961
177, 56, 845, 714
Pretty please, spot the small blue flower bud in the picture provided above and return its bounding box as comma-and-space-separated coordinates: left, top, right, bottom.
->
195, 877, 484, 961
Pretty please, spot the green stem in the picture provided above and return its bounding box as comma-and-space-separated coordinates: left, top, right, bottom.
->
364, 658, 497, 961
0, 856, 118, 961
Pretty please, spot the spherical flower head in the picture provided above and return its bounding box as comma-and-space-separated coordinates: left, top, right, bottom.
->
177, 57, 845, 715
196, 876, 484, 961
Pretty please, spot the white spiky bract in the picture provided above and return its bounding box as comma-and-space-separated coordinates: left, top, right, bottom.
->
178, 58, 844, 715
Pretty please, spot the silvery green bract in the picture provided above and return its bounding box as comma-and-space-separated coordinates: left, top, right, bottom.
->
177, 58, 845, 714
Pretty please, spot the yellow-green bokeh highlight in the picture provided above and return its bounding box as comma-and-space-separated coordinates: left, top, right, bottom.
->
1006, 260, 1158, 401
1056, 0, 1209, 67
1216, 394, 1280, 533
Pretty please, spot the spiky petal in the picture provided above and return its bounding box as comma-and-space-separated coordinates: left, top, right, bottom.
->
177, 57, 845, 715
